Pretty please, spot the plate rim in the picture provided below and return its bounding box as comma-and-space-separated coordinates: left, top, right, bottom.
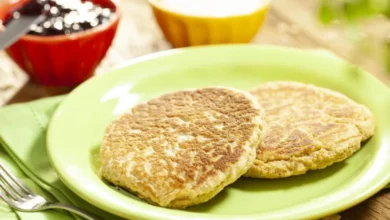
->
47, 44, 390, 220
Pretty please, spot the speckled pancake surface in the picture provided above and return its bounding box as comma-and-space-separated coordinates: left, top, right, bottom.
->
245, 81, 375, 179
100, 87, 263, 208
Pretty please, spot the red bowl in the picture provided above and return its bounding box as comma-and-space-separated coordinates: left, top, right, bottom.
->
0, 0, 120, 86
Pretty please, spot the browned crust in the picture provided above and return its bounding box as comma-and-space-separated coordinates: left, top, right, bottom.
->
100, 87, 263, 207
245, 81, 375, 178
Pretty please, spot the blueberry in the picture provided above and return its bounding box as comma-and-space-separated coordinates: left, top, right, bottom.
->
4, 0, 114, 36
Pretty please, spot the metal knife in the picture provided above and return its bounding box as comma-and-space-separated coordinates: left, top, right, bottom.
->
0, 13, 46, 50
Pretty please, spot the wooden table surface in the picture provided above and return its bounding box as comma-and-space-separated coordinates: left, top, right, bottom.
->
0, 0, 389, 219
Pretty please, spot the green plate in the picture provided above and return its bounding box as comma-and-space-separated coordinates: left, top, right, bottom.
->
47, 45, 390, 220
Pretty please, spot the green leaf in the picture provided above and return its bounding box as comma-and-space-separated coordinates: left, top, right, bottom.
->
318, 0, 338, 24
384, 3, 390, 18
386, 41, 390, 74
342, 0, 374, 22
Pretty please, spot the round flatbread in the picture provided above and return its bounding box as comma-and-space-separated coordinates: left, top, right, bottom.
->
245, 81, 375, 179
100, 87, 263, 208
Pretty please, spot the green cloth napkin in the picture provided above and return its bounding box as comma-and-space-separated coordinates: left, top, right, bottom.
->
0, 96, 388, 220
0, 96, 124, 220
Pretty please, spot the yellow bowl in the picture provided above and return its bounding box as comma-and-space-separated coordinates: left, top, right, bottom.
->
148, 0, 270, 47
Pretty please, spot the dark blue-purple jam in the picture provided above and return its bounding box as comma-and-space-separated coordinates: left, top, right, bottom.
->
3, 0, 115, 36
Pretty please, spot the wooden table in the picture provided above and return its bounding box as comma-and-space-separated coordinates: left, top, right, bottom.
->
1, 0, 389, 219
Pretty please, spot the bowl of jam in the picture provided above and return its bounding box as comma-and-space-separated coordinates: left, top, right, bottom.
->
0, 0, 120, 86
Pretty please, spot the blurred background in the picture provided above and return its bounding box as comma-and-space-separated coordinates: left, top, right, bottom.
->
0, 0, 389, 105
0, 1, 389, 219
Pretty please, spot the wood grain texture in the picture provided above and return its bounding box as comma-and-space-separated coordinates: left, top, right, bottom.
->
341, 190, 390, 220
1, 0, 389, 219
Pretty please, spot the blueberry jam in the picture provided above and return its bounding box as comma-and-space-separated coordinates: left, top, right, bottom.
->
3, 0, 115, 36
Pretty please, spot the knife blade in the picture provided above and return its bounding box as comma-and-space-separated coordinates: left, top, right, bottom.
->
0, 14, 46, 50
